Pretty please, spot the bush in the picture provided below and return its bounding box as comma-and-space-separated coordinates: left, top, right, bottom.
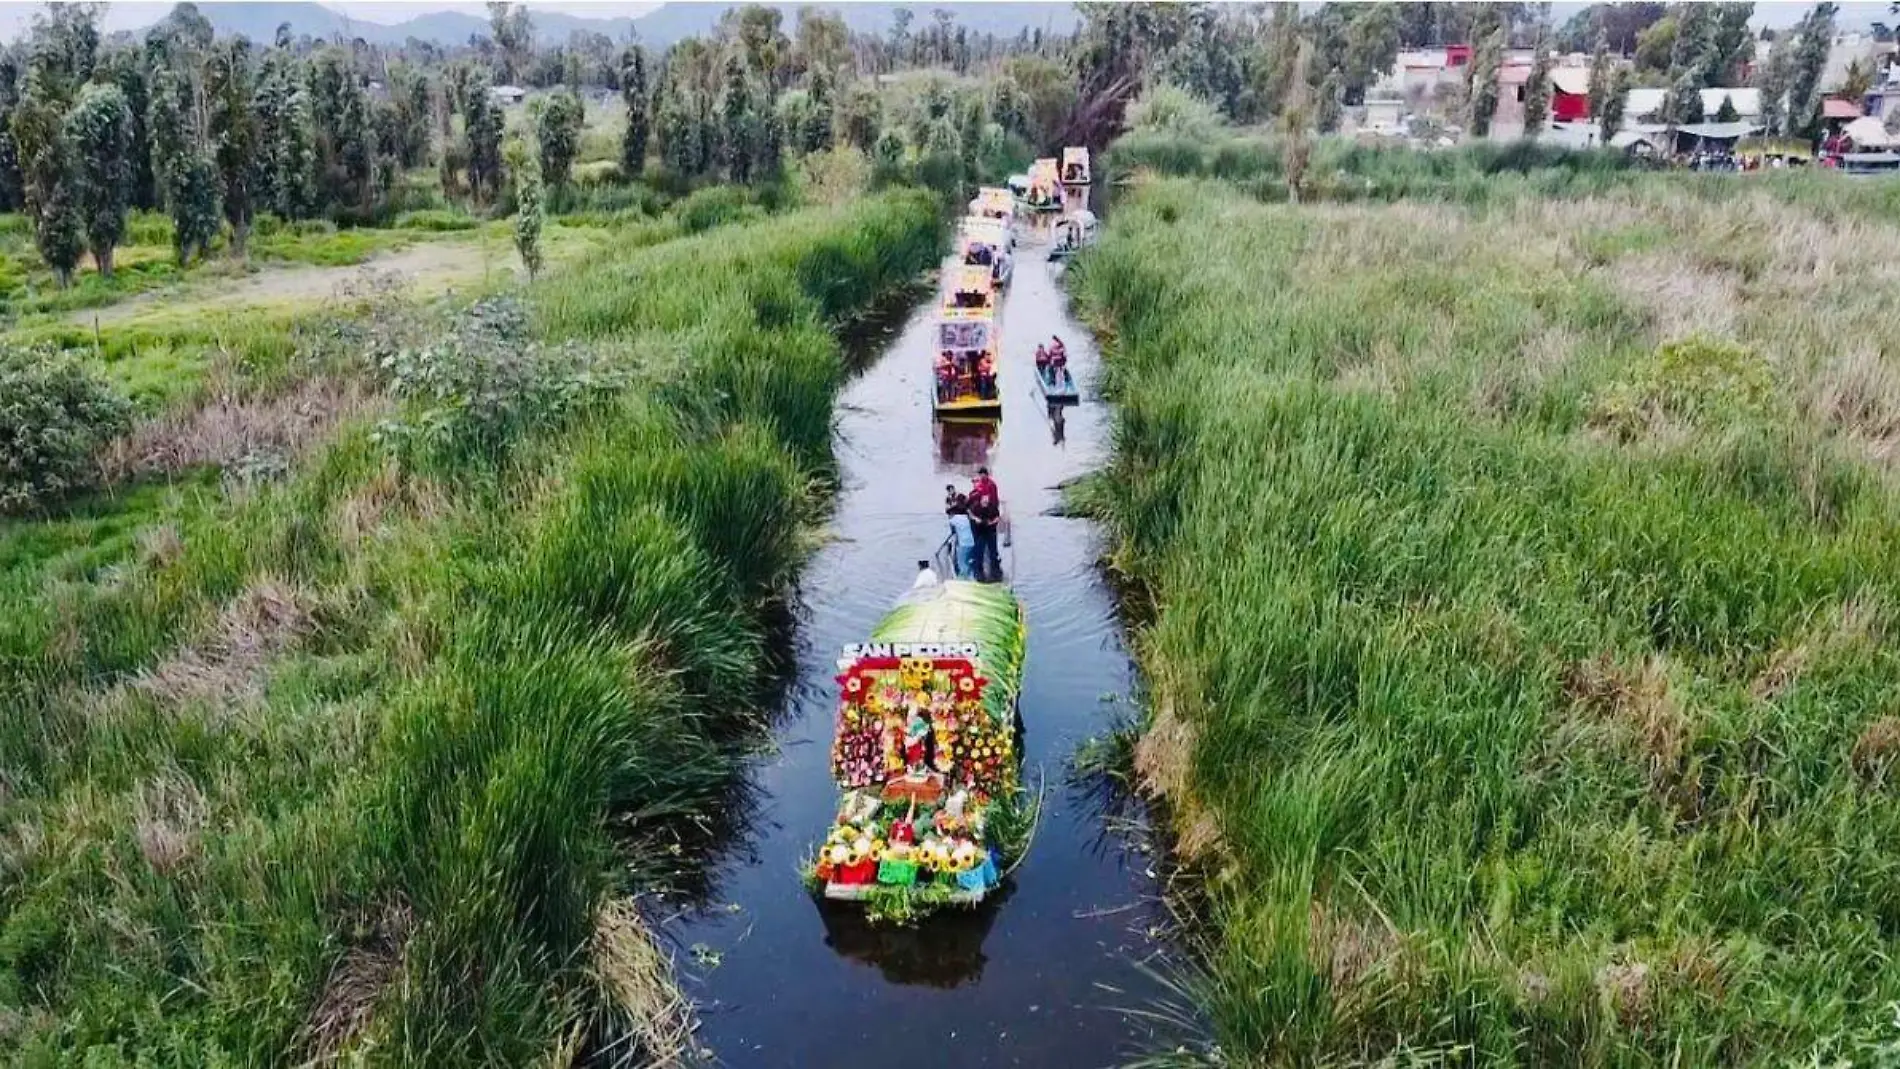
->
670, 185, 760, 234
393, 209, 480, 232
1126, 82, 1226, 143
374, 296, 627, 467
0, 345, 133, 513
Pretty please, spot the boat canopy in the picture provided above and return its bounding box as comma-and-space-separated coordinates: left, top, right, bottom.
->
941, 267, 996, 313
1061, 146, 1091, 184
937, 318, 993, 352
862, 581, 1025, 736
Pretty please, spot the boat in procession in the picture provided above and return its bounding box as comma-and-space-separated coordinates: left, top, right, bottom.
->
812, 579, 1027, 910
933, 266, 1002, 417
967, 187, 1017, 235
958, 219, 1013, 288
1035, 350, 1079, 405
1020, 158, 1062, 213
1061, 146, 1091, 186
1046, 210, 1098, 264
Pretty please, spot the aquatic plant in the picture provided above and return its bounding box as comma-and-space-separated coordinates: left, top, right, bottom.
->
1071, 176, 1900, 1064
0, 190, 944, 1062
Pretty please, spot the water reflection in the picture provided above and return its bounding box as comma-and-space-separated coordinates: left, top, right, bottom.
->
934, 417, 997, 472
817, 889, 1010, 989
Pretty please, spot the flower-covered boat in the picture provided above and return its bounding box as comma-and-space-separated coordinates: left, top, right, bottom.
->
813, 580, 1027, 913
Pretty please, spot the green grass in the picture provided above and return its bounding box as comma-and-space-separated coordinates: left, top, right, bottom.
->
0, 189, 944, 1064
1107, 132, 1900, 221
1070, 177, 1900, 1065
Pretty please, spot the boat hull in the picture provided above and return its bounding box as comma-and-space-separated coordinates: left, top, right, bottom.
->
1035, 368, 1078, 404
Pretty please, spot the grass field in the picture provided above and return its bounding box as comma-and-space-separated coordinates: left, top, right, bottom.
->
1071, 175, 1900, 1065
0, 188, 942, 1064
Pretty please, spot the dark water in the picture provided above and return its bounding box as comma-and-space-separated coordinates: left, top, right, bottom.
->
665, 236, 1171, 1067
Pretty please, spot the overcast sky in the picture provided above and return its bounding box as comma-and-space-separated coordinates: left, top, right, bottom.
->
0, 1, 1886, 43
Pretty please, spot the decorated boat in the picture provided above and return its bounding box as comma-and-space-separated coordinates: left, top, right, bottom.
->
1061, 146, 1091, 186
1046, 210, 1098, 263
933, 266, 1001, 416
967, 187, 1017, 232
812, 580, 1027, 912
958, 219, 1013, 288
1020, 158, 1062, 212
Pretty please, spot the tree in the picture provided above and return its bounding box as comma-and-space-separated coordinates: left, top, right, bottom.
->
1341, 3, 1402, 102
148, 62, 220, 265
1755, 32, 1794, 135
1523, 27, 1553, 135
1599, 67, 1630, 140
1713, 93, 1741, 123
1280, 39, 1313, 202
1785, 3, 1838, 138
1634, 15, 1677, 73
256, 50, 314, 218
206, 40, 257, 256
1587, 27, 1614, 128
534, 88, 583, 190
463, 70, 506, 202
721, 54, 754, 183
13, 96, 83, 284
1556, 3, 1667, 54
794, 7, 851, 77
0, 57, 22, 212
619, 44, 649, 176
728, 5, 789, 92
1842, 58, 1876, 103
838, 82, 882, 151
1316, 68, 1343, 133
487, 2, 534, 85
506, 138, 543, 279
1666, 73, 1705, 125
1467, 23, 1506, 137
64, 82, 133, 277
802, 64, 834, 153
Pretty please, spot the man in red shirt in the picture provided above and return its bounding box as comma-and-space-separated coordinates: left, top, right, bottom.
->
967, 468, 1001, 581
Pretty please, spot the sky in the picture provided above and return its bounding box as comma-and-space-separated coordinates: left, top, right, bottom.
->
0, 1, 1886, 44
0, 2, 662, 39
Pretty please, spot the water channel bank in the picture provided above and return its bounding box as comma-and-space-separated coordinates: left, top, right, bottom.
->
665, 245, 1174, 1067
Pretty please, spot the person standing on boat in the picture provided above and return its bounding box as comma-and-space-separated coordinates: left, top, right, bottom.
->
945, 497, 978, 579
968, 469, 1002, 581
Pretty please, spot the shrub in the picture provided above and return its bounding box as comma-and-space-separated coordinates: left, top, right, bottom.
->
670, 185, 758, 234
374, 296, 626, 467
1126, 82, 1226, 143
1591, 334, 1778, 440
392, 209, 479, 232
0, 345, 133, 513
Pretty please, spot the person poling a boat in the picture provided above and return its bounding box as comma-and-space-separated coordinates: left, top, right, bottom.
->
945, 496, 978, 579
1046, 336, 1071, 386
967, 468, 1003, 582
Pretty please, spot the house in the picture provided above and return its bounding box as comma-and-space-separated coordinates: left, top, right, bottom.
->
1624, 87, 1760, 125
1823, 97, 1864, 123
490, 84, 527, 106
1362, 96, 1405, 134
1550, 68, 1592, 122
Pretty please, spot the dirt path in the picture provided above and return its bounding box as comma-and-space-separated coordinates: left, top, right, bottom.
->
73, 241, 519, 327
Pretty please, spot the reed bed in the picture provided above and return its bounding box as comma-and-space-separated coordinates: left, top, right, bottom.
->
1070, 177, 1900, 1065
0, 190, 943, 1063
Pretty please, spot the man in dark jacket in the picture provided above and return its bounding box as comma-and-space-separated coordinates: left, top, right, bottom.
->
967, 468, 1002, 581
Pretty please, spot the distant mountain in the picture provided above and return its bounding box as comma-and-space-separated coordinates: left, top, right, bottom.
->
145, 2, 1079, 49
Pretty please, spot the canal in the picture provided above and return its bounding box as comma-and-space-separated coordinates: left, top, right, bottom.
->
667, 232, 1170, 1067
